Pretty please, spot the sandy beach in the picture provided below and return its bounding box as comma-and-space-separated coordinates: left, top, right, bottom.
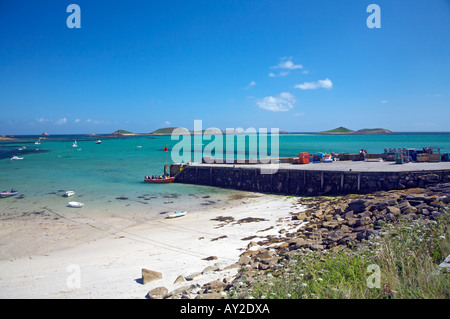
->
0, 193, 303, 299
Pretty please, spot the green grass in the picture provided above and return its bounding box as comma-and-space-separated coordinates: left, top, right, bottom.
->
229, 213, 450, 299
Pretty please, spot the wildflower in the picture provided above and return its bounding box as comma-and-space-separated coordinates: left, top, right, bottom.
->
439, 235, 446, 240
317, 278, 323, 281
301, 283, 307, 287
287, 293, 292, 298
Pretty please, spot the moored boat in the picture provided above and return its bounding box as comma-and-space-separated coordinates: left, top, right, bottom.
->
167, 210, 187, 218
144, 176, 175, 183
10, 156, 23, 161
68, 201, 84, 208
72, 140, 77, 147
0, 189, 19, 198
95, 140, 102, 144
64, 190, 75, 197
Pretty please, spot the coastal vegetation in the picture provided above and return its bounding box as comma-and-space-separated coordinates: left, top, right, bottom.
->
224, 186, 450, 300
233, 216, 449, 299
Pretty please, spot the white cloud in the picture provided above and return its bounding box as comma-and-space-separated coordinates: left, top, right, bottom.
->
272, 57, 303, 70
164, 121, 170, 125
381, 100, 388, 104
74, 118, 81, 123
256, 92, 296, 112
269, 71, 290, 77
36, 117, 52, 123
295, 78, 333, 90
245, 81, 256, 89
55, 118, 67, 125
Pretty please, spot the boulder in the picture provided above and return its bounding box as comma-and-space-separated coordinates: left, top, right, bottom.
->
142, 269, 162, 284
185, 272, 202, 281
386, 206, 401, 216
147, 286, 168, 299
174, 275, 186, 284
346, 199, 372, 214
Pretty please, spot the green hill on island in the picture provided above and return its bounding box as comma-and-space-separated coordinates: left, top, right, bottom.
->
110, 129, 135, 136
355, 128, 393, 134
318, 127, 392, 135
150, 127, 179, 135
319, 127, 355, 134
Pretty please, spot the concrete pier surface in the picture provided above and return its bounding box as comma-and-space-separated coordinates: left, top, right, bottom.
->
187, 160, 450, 173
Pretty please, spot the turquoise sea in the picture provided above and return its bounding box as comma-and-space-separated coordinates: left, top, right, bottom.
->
1, 133, 449, 218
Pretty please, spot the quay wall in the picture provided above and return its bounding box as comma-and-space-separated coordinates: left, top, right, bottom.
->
173, 165, 450, 196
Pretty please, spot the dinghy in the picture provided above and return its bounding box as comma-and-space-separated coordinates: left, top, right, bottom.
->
68, 201, 84, 208
0, 189, 19, 198
167, 210, 187, 219
64, 190, 75, 197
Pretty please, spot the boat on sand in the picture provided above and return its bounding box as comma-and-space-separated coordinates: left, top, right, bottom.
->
167, 210, 187, 219
68, 201, 84, 208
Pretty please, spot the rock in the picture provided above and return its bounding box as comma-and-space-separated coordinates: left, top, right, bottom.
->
386, 206, 401, 216
344, 211, 354, 220
174, 275, 186, 284
256, 250, 275, 259
165, 285, 192, 299
202, 280, 226, 293
325, 231, 345, 243
309, 243, 325, 251
142, 269, 163, 284
322, 220, 340, 229
290, 238, 311, 249
438, 255, 450, 270
202, 265, 220, 274
202, 256, 218, 261
346, 199, 372, 214
196, 292, 224, 299
294, 212, 307, 220
356, 229, 378, 241
398, 201, 417, 214
147, 286, 168, 299
238, 255, 252, 265
185, 272, 202, 281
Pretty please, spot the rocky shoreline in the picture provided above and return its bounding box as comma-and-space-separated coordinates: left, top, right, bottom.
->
149, 183, 450, 299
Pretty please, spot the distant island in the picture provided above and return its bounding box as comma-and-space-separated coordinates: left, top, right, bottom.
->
109, 129, 136, 136
318, 127, 393, 135
105, 127, 393, 137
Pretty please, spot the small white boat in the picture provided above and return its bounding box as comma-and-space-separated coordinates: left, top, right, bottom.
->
167, 210, 187, 219
95, 140, 102, 144
0, 190, 19, 198
10, 156, 23, 161
68, 201, 84, 208
72, 140, 77, 147
64, 190, 75, 197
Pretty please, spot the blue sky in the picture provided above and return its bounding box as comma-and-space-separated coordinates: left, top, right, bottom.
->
0, 0, 449, 135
